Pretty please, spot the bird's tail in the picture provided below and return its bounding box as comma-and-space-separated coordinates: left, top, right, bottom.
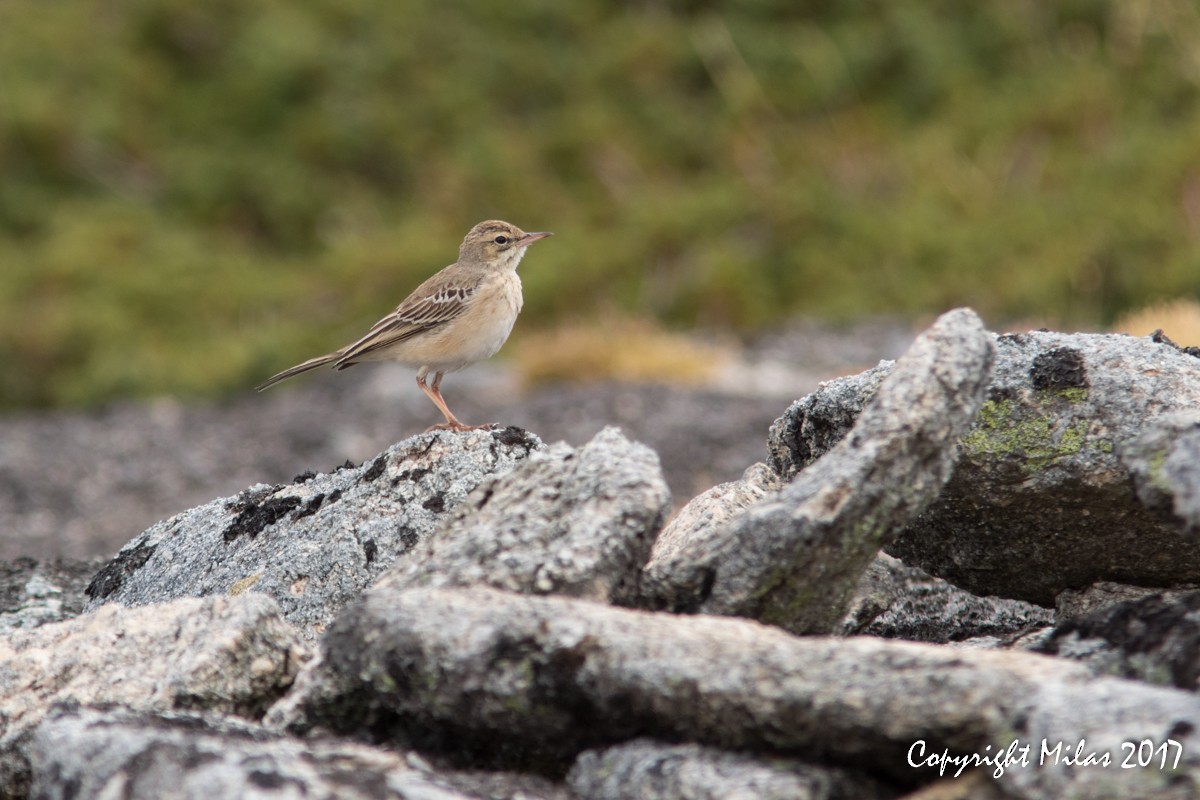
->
256, 352, 340, 391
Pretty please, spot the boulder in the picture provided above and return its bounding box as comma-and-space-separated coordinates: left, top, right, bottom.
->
647, 462, 780, 567
1120, 410, 1200, 535
25, 706, 573, 800
0, 557, 104, 631
269, 584, 1200, 798
567, 739, 891, 800
840, 554, 1054, 642
640, 308, 994, 633
83, 428, 542, 639
1034, 590, 1200, 691
771, 330, 1200, 605
376, 427, 669, 605
0, 593, 302, 797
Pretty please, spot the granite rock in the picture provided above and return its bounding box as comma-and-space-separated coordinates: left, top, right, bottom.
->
840, 554, 1054, 642
639, 308, 994, 633
1120, 410, 1200, 535
567, 739, 891, 800
0, 557, 104, 631
376, 426, 669, 605
0, 593, 303, 797
83, 428, 542, 639
771, 330, 1200, 605
26, 706, 572, 800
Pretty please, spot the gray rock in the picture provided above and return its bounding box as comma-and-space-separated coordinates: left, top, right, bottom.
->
0, 593, 302, 796
1120, 410, 1200, 534
773, 330, 1200, 606
83, 428, 543, 639
1055, 581, 1199, 622
841, 554, 1055, 642
376, 427, 669, 605
270, 583, 1200, 800
1034, 590, 1200, 690
27, 706, 551, 800
567, 739, 891, 800
767, 362, 891, 481
0, 557, 103, 631
639, 308, 994, 633
649, 463, 780, 566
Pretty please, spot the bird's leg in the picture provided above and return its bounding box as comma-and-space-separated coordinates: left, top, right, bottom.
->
418, 372, 476, 432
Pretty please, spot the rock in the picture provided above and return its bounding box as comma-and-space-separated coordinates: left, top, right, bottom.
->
648, 463, 780, 566
767, 362, 891, 481
0, 557, 104, 631
841, 554, 1055, 642
1054, 581, 1197, 622
0, 593, 302, 796
1033, 590, 1200, 690
773, 330, 1200, 606
375, 427, 669, 605
639, 308, 994, 633
897, 774, 1009, 800
26, 706, 569, 800
270, 583, 1200, 798
566, 739, 891, 800
1120, 410, 1200, 534
83, 427, 543, 639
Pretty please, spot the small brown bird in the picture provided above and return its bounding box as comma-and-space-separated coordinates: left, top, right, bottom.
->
257, 220, 552, 431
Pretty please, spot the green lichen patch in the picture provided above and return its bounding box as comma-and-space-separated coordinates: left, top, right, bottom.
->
962, 397, 1098, 470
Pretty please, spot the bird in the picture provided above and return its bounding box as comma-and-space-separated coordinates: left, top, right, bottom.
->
257, 220, 552, 431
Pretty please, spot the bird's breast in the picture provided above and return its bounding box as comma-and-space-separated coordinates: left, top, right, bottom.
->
423, 271, 523, 372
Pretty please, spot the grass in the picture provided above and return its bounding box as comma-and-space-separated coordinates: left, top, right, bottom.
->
512, 316, 733, 388
1113, 299, 1200, 345
2, 0, 1199, 408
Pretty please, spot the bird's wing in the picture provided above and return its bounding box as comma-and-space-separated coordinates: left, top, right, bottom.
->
335, 277, 479, 365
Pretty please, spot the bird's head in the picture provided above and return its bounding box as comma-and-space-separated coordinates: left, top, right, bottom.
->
460, 220, 552, 269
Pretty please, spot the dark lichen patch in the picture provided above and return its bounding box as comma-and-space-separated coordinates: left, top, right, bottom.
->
397, 526, 420, 550
246, 770, 292, 790
1152, 329, 1200, 359
997, 332, 1031, 347
423, 495, 446, 513
492, 426, 538, 452
294, 493, 326, 519
326, 489, 343, 504
363, 538, 378, 565
1031, 347, 1088, 391
85, 542, 157, 601
292, 470, 317, 484
362, 455, 387, 482
332, 459, 356, 473
224, 496, 302, 542
392, 467, 430, 486
225, 485, 279, 514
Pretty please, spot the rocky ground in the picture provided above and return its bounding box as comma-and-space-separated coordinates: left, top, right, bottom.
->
7, 311, 1200, 800
0, 318, 915, 562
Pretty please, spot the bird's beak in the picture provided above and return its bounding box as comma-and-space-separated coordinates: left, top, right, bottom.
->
518, 231, 553, 247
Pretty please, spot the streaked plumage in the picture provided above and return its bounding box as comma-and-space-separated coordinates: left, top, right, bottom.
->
257, 220, 551, 431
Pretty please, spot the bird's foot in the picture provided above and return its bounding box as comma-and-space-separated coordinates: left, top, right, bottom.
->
424, 421, 499, 433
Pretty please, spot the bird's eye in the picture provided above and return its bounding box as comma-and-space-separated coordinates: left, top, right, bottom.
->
493, 235, 509, 245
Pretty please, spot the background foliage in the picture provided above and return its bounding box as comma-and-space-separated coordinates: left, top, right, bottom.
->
2, 0, 1199, 408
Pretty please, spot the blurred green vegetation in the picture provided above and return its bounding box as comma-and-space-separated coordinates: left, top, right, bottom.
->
2, 0, 1200, 408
